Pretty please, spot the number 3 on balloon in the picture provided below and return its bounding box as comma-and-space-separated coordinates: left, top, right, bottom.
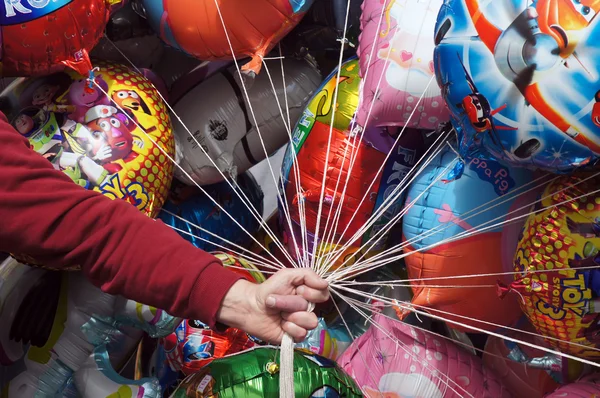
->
535, 297, 566, 321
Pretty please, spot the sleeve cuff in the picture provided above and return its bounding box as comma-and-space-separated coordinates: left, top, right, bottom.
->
188, 262, 244, 329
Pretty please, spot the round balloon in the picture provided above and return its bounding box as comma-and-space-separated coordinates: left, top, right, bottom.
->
280, 58, 427, 269
402, 145, 536, 331
515, 174, 600, 360
356, 0, 449, 130
173, 57, 321, 186
0, 0, 123, 76
0, 61, 174, 218
139, 0, 313, 75
435, 0, 600, 172
159, 173, 264, 252
170, 347, 362, 397
338, 314, 511, 398
0, 258, 177, 397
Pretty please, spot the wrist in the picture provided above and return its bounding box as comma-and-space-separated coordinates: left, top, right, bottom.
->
215, 278, 256, 330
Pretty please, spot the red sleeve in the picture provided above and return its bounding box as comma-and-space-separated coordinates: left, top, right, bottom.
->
0, 113, 242, 327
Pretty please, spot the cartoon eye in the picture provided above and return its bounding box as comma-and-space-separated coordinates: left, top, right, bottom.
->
110, 118, 121, 128
128, 91, 139, 99
582, 6, 596, 21
92, 130, 103, 139
99, 120, 111, 131
117, 91, 128, 99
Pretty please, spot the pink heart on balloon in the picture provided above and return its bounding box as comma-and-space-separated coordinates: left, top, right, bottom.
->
400, 50, 413, 62
429, 60, 435, 73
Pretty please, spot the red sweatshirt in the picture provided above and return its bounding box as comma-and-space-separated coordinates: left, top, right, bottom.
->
0, 113, 242, 327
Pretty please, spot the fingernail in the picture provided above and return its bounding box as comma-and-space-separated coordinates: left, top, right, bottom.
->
297, 286, 305, 295
266, 296, 276, 307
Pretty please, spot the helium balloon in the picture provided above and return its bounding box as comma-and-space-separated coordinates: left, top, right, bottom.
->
173, 57, 321, 186
514, 174, 600, 360
91, 1, 166, 69
483, 321, 566, 398
280, 58, 427, 269
402, 145, 536, 331
338, 314, 511, 398
0, 0, 124, 77
139, 0, 313, 75
158, 173, 264, 252
295, 318, 353, 361
169, 347, 362, 397
156, 319, 255, 381
0, 62, 174, 220
0, 258, 178, 397
435, 0, 600, 172
356, 0, 449, 130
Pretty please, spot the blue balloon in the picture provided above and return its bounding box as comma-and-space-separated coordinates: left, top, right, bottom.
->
402, 145, 534, 250
159, 173, 264, 252
434, 0, 600, 173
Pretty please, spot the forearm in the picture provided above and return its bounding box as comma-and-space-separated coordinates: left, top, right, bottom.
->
0, 115, 241, 325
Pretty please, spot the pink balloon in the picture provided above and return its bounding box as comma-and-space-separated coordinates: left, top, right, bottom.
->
338, 314, 511, 398
355, 0, 449, 130
545, 374, 600, 397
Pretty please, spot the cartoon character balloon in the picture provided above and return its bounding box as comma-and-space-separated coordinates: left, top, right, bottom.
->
514, 174, 600, 360
402, 145, 536, 331
0, 0, 124, 76
0, 62, 174, 218
173, 58, 320, 186
0, 258, 179, 397
139, 0, 313, 75
339, 314, 511, 398
546, 374, 600, 397
169, 347, 362, 397
159, 173, 264, 252
356, 0, 449, 130
280, 58, 427, 269
435, 0, 600, 172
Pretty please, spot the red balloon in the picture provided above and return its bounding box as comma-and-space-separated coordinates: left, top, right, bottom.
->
0, 0, 121, 76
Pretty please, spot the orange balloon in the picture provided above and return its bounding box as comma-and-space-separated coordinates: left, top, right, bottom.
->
404, 234, 524, 332
141, 0, 310, 75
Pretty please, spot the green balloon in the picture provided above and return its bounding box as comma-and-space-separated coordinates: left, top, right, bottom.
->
170, 347, 362, 397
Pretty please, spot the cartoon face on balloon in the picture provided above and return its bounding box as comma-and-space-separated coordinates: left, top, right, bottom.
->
380, 0, 442, 96
363, 373, 444, 398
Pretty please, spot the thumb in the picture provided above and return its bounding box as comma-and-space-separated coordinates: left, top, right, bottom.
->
265, 294, 309, 313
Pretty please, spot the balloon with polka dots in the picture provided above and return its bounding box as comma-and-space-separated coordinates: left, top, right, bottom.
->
1, 61, 175, 224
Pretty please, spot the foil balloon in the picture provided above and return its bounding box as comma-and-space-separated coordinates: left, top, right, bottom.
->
0, 62, 174, 220
402, 145, 535, 331
356, 0, 449, 130
0, 258, 179, 397
295, 318, 353, 361
155, 320, 256, 386
280, 58, 428, 269
435, 0, 600, 172
546, 374, 600, 397
514, 174, 600, 360
139, 0, 313, 75
0, 0, 124, 76
158, 173, 264, 252
173, 57, 321, 186
482, 321, 576, 398
338, 314, 511, 398
91, 1, 165, 69
169, 347, 362, 397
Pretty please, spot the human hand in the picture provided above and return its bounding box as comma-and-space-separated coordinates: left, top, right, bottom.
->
216, 268, 329, 344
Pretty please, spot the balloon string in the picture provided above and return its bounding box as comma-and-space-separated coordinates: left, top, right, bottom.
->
101, 36, 298, 271
337, 179, 600, 282
90, 79, 286, 270
331, 288, 474, 397
331, 284, 600, 357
